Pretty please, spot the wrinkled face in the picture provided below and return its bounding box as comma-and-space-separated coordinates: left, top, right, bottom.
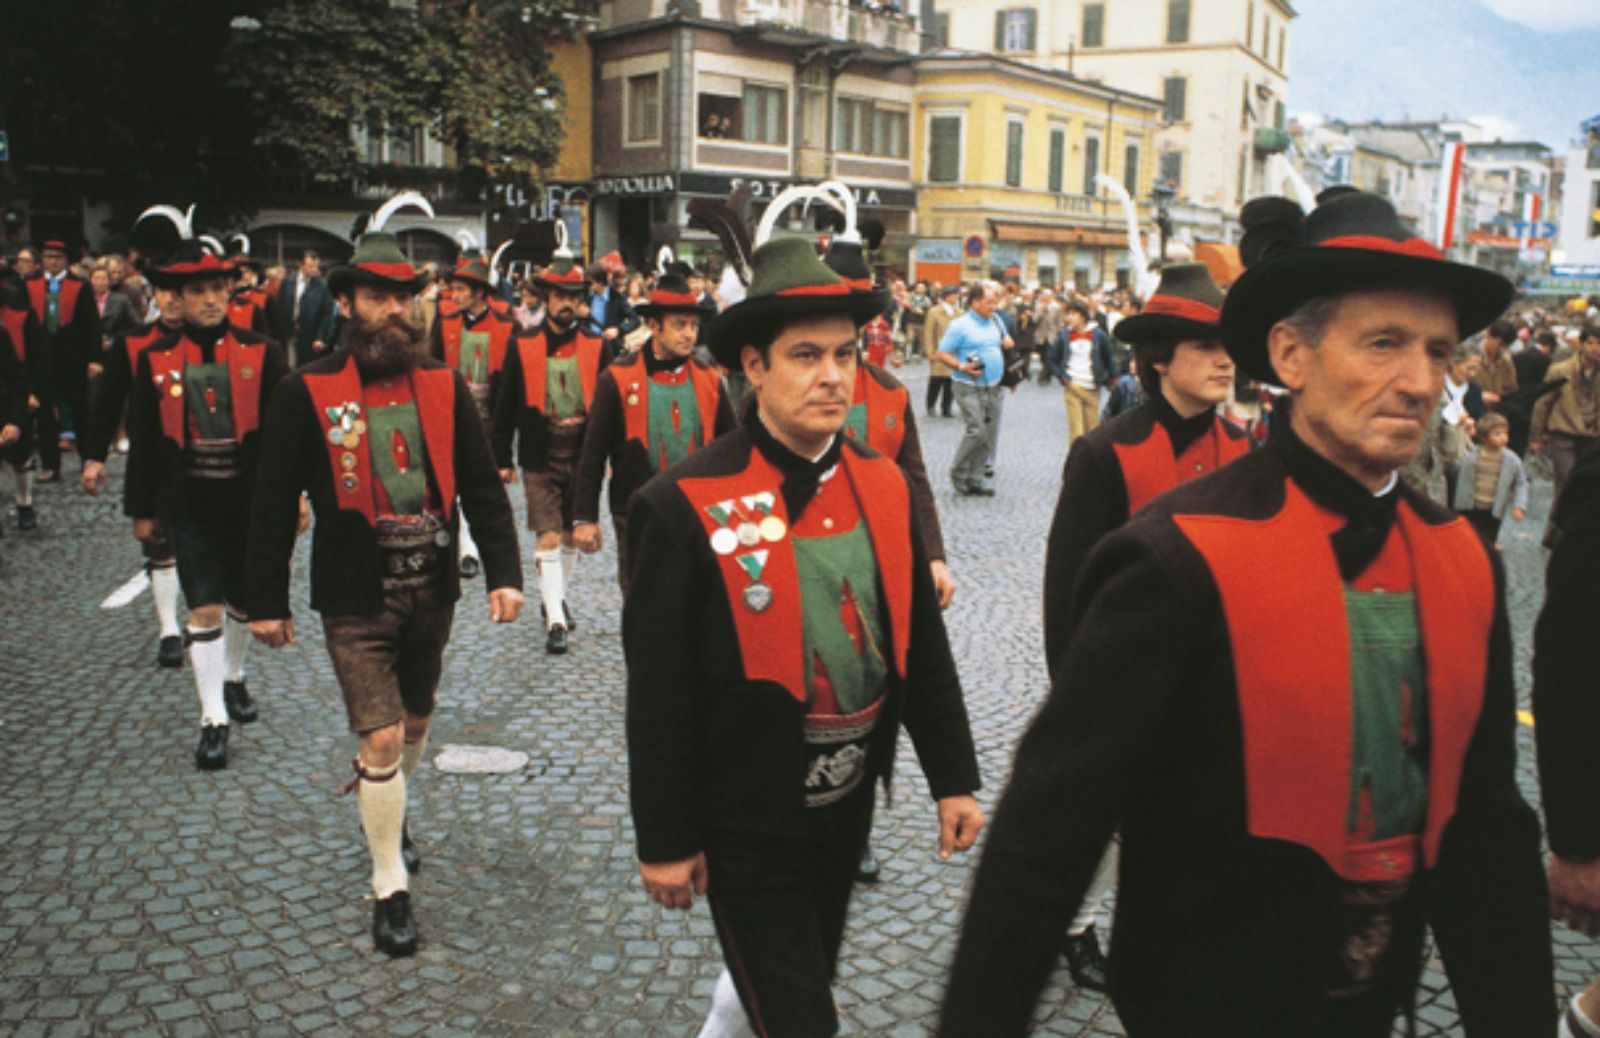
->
1157, 339, 1234, 413
154, 286, 183, 325
648, 313, 700, 360
546, 285, 583, 329
179, 276, 231, 329
742, 314, 858, 453
41, 248, 67, 276
1271, 288, 1459, 489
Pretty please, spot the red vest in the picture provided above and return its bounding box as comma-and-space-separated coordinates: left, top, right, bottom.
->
1, 307, 27, 362
516, 331, 604, 414
845, 370, 908, 460
440, 310, 514, 378
124, 325, 168, 370
1113, 415, 1251, 514
1172, 483, 1493, 879
26, 275, 85, 330
676, 446, 913, 705
228, 295, 264, 332
146, 333, 268, 449
616, 359, 723, 463
302, 355, 458, 527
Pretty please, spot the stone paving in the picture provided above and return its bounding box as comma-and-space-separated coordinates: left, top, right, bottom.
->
0, 360, 1594, 1036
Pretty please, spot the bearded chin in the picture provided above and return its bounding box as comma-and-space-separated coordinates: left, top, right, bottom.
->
347, 316, 427, 378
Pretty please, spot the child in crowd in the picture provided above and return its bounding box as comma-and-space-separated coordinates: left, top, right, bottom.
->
1451, 411, 1529, 548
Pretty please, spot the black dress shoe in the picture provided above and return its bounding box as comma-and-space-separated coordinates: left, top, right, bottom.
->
1062, 924, 1110, 993
545, 623, 569, 655
194, 725, 229, 770
157, 635, 184, 669
15, 505, 36, 530
401, 823, 421, 874
371, 891, 418, 957
542, 601, 576, 631
223, 680, 257, 724
459, 555, 481, 578
856, 842, 881, 884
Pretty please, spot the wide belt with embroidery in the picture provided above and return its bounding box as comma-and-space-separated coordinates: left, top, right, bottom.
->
802, 696, 884, 808
184, 438, 243, 481
468, 381, 492, 425
376, 512, 449, 591
1327, 834, 1420, 1000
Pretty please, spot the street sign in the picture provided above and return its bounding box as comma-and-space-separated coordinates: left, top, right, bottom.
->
1552, 263, 1600, 279
1510, 220, 1558, 240
0, 132, 8, 162
963, 235, 984, 258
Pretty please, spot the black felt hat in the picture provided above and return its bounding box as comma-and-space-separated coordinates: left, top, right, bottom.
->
1221, 191, 1514, 385
706, 237, 888, 369
1113, 263, 1224, 345
135, 205, 235, 290
636, 260, 704, 319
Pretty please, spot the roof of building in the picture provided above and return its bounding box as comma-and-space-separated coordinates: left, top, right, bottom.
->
917, 49, 1164, 109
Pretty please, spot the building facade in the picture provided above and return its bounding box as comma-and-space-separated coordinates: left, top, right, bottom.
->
914, 52, 1163, 289
589, 0, 921, 273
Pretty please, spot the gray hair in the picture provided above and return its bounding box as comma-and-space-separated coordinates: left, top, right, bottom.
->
1451, 341, 1484, 368
1276, 295, 1341, 348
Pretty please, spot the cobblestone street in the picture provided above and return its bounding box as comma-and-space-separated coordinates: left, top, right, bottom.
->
0, 361, 1592, 1036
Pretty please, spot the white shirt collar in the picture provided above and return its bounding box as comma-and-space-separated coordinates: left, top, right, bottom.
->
1373, 471, 1399, 497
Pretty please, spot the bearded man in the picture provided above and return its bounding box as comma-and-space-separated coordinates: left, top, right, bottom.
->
244, 205, 524, 957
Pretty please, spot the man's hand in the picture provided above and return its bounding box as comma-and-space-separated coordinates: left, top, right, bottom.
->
930, 559, 955, 609
88, 362, 104, 379
1001, 336, 1015, 349
250, 618, 296, 648
26, 394, 39, 413
81, 460, 107, 494
296, 496, 311, 534
1513, 507, 1527, 522
131, 517, 160, 543
936, 795, 984, 860
1549, 855, 1600, 936
488, 586, 523, 623
572, 522, 603, 553
640, 853, 708, 910
499, 468, 515, 484
602, 327, 619, 341
1482, 391, 1501, 407
312, 339, 327, 354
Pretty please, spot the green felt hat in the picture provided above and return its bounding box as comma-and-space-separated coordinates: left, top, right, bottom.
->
328, 192, 433, 297
706, 237, 888, 368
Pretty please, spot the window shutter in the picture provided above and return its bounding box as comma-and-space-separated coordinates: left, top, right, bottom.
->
1048, 129, 1065, 193
994, 10, 1006, 50
1023, 9, 1037, 51
930, 117, 960, 182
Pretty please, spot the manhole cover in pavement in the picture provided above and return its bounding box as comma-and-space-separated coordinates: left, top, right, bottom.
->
433, 744, 529, 774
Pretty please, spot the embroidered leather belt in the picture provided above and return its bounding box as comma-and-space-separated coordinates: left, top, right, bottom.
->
376, 513, 449, 591
468, 381, 492, 423
184, 438, 242, 481
802, 696, 884, 808
1327, 834, 1420, 1000
546, 419, 586, 460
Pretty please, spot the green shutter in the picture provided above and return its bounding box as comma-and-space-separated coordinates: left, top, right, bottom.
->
1083, 136, 1100, 193
1082, 4, 1103, 47
1006, 122, 1023, 187
994, 10, 1006, 49
1022, 9, 1037, 51
1048, 129, 1064, 193
930, 116, 959, 182
1168, 0, 1190, 43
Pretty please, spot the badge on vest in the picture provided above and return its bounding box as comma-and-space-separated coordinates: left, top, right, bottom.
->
626, 381, 640, 408
736, 550, 772, 613
326, 402, 364, 449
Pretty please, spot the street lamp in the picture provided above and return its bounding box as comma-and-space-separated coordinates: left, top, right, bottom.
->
1151, 181, 1175, 263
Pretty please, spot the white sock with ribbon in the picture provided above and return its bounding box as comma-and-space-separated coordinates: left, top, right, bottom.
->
356, 760, 408, 899
150, 562, 181, 638
187, 627, 228, 726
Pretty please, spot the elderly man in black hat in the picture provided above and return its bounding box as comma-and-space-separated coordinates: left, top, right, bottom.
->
570, 258, 734, 591
123, 206, 290, 770
244, 196, 524, 957
939, 192, 1553, 1036
625, 235, 984, 1037
493, 245, 614, 655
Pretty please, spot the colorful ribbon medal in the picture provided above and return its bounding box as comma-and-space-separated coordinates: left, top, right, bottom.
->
737, 549, 772, 613
704, 500, 740, 555
740, 492, 786, 543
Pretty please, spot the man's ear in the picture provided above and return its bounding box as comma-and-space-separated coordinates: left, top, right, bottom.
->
741, 345, 766, 387
335, 294, 353, 320
1266, 322, 1309, 392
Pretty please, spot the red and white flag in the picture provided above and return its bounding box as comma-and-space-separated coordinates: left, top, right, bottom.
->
1522, 191, 1544, 246
1433, 141, 1466, 253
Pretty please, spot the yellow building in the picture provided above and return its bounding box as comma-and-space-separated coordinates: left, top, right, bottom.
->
914, 52, 1164, 290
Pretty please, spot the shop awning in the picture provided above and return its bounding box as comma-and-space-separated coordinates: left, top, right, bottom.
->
990, 221, 1128, 248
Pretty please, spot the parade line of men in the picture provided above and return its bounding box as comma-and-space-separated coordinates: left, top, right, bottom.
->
10, 183, 1600, 1037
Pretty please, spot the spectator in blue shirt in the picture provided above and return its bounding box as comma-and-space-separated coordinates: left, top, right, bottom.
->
934, 282, 1012, 496
584, 265, 640, 346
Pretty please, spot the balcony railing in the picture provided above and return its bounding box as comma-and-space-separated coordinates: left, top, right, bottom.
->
735, 0, 919, 54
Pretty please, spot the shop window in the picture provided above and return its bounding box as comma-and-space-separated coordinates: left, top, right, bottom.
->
1081, 3, 1103, 47
928, 115, 962, 183
627, 73, 661, 143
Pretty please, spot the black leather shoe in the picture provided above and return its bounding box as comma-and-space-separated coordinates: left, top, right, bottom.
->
194, 725, 229, 770
856, 842, 881, 884
1062, 924, 1110, 993
223, 680, 257, 724
157, 635, 184, 669
545, 623, 569, 655
401, 823, 421, 874
542, 601, 576, 631
459, 555, 481, 578
15, 505, 36, 530
371, 891, 418, 957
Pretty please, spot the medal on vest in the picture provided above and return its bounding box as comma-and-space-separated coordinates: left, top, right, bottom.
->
325, 401, 363, 449
240, 365, 255, 381
736, 492, 786, 543
736, 550, 772, 613
626, 381, 640, 408
710, 527, 739, 555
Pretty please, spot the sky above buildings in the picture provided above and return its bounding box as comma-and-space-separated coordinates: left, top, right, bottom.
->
1288, 0, 1600, 149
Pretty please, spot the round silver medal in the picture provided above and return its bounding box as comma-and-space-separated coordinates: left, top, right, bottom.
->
743, 581, 774, 613
434, 530, 451, 548
736, 522, 761, 547
710, 527, 739, 555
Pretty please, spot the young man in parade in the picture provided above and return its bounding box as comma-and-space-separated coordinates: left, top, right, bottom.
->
1036, 261, 1250, 990
123, 209, 289, 770
939, 191, 1552, 1036
225, 239, 274, 338
570, 259, 734, 592
244, 204, 524, 958
25, 238, 100, 481
624, 236, 984, 1037
81, 278, 190, 668
492, 244, 613, 655
430, 251, 517, 578
0, 269, 45, 529
0, 301, 29, 538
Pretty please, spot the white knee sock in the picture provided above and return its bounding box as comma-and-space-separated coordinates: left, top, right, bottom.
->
400, 730, 429, 781
536, 549, 565, 627
15, 467, 32, 507
223, 611, 249, 683
187, 626, 228, 726
356, 760, 408, 899
150, 562, 181, 638
560, 545, 579, 585
457, 521, 479, 562
697, 969, 757, 1038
